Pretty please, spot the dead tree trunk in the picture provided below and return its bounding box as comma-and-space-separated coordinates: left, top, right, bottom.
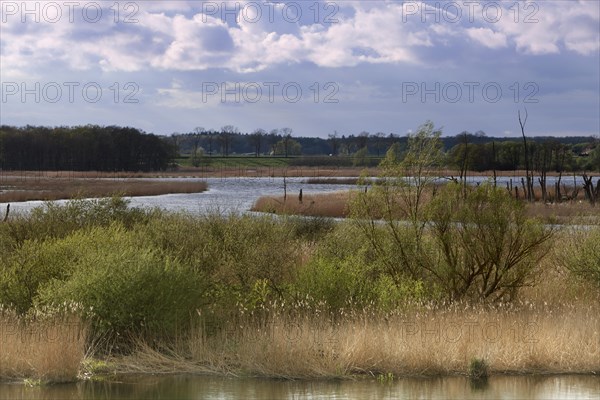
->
556, 171, 563, 202
492, 141, 497, 188
582, 174, 597, 206
519, 110, 534, 202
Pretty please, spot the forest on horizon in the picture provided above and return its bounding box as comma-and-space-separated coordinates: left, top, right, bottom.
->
1, 124, 598, 172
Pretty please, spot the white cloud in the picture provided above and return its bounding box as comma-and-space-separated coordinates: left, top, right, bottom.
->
1, 1, 598, 138
1, 1, 598, 76
466, 27, 507, 49
493, 0, 599, 55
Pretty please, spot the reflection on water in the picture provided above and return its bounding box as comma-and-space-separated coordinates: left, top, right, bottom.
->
1, 375, 598, 400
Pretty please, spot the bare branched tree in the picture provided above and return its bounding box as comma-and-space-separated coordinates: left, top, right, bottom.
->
518, 109, 534, 202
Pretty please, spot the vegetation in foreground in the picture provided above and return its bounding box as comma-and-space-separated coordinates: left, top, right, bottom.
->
0, 198, 598, 382
0, 122, 598, 383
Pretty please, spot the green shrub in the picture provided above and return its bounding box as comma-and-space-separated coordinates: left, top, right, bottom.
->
294, 223, 426, 310
143, 213, 300, 292
1, 197, 154, 246
562, 227, 600, 287
0, 235, 83, 314
285, 216, 336, 241
427, 183, 553, 302
295, 256, 364, 310
35, 224, 208, 336
468, 358, 489, 379
350, 180, 553, 303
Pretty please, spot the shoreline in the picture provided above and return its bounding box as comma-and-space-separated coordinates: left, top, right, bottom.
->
252, 190, 600, 224
0, 178, 207, 203
2, 370, 598, 387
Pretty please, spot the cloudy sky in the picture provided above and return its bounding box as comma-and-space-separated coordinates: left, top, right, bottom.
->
1, 0, 598, 138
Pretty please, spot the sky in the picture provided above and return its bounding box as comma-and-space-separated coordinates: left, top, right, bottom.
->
1, 0, 599, 138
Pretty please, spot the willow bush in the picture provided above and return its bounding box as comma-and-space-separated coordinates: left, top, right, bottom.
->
350, 121, 553, 302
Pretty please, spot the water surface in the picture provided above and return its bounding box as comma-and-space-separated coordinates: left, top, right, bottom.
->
3, 177, 360, 215
1, 375, 598, 400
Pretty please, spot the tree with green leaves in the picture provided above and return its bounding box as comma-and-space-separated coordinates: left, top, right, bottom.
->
351, 121, 443, 285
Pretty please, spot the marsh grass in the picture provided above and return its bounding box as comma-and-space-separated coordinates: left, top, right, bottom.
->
0, 178, 207, 202
252, 191, 355, 218
252, 188, 599, 223
0, 313, 87, 382
304, 178, 363, 185
525, 202, 600, 225
116, 301, 600, 379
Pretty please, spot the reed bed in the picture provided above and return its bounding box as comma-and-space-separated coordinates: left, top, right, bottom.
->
304, 178, 362, 185
0, 178, 207, 202
253, 189, 599, 223
252, 191, 355, 218
0, 313, 87, 382
115, 302, 600, 379
0, 167, 374, 180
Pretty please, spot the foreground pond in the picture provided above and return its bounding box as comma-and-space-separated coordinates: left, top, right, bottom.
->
1, 375, 598, 400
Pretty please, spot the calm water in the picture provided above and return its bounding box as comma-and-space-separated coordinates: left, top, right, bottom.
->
0, 375, 598, 400
3, 177, 361, 215
2, 175, 586, 216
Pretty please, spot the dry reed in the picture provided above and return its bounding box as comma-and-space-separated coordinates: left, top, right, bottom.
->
0, 167, 374, 180
0, 313, 87, 382
252, 192, 354, 218
0, 178, 207, 203
115, 301, 599, 379
252, 189, 600, 223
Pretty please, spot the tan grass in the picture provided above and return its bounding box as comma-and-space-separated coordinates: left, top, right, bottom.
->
115, 302, 599, 379
0, 167, 375, 179
524, 202, 600, 225
252, 191, 355, 218
253, 188, 600, 224
0, 314, 87, 382
0, 178, 207, 203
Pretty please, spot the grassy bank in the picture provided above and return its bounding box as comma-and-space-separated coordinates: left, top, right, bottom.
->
253, 189, 600, 223
0, 196, 599, 382
0, 177, 207, 202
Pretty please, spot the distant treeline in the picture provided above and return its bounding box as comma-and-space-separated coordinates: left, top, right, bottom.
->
173, 128, 600, 172
445, 134, 600, 173
1, 125, 598, 172
0, 125, 176, 171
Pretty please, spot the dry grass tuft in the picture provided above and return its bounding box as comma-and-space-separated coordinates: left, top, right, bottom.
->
0, 313, 87, 382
